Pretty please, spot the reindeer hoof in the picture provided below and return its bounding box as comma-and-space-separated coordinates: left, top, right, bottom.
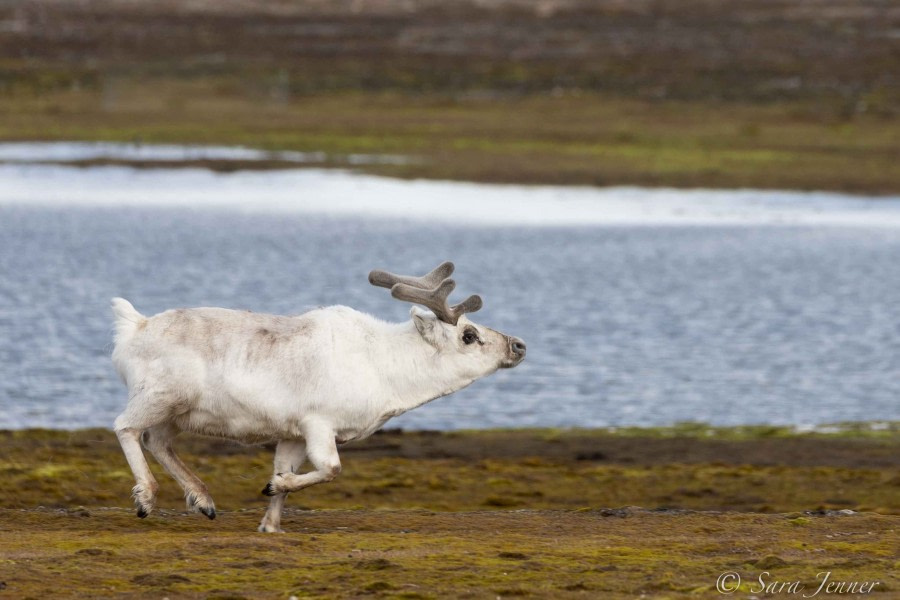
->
185, 491, 217, 519
262, 483, 277, 497
136, 507, 149, 519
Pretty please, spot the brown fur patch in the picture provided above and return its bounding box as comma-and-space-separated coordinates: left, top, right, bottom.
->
150, 307, 317, 366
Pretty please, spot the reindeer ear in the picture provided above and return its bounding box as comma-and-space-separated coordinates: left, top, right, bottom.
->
411, 306, 441, 345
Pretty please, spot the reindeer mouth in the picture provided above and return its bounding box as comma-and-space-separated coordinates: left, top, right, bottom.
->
500, 356, 525, 369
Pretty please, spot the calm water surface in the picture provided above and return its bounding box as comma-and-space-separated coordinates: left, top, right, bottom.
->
1, 153, 899, 430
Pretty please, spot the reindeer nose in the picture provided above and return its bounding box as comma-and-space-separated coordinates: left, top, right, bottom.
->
510, 337, 526, 358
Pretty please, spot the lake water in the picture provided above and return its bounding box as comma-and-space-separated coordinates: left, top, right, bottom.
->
1, 143, 899, 431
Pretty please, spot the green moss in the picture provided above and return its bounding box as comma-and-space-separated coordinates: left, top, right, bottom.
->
30, 464, 73, 478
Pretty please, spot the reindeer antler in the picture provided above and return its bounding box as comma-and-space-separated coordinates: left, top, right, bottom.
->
368, 261, 483, 325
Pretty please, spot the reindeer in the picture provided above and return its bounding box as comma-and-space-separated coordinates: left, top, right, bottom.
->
110, 262, 526, 532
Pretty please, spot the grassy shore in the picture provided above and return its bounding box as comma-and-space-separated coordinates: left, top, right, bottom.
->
1, 0, 898, 193
1, 426, 897, 598
4, 86, 899, 194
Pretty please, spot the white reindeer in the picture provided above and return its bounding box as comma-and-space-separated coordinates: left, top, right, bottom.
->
110, 262, 526, 532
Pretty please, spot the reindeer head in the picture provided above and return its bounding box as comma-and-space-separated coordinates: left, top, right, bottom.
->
369, 262, 526, 375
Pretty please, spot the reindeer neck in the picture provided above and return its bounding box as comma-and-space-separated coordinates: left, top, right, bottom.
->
375, 321, 474, 416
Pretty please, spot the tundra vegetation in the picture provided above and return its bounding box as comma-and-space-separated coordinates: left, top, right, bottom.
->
0, 0, 898, 193
0, 425, 897, 598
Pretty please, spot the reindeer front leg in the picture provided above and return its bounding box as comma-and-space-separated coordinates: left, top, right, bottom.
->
258, 439, 306, 533
262, 425, 341, 512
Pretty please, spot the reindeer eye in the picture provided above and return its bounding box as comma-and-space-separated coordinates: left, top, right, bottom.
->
462, 329, 478, 345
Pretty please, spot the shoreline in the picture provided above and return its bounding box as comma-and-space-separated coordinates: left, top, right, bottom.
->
4, 91, 898, 196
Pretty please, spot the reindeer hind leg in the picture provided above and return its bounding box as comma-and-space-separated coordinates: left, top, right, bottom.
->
114, 410, 160, 518
143, 423, 217, 519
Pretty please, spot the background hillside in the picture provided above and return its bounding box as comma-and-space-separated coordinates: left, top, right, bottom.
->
2, 0, 898, 191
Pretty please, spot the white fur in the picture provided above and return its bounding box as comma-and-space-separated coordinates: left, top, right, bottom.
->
110, 298, 524, 532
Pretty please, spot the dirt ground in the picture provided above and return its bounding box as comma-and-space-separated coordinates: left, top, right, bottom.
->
0, 426, 897, 598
